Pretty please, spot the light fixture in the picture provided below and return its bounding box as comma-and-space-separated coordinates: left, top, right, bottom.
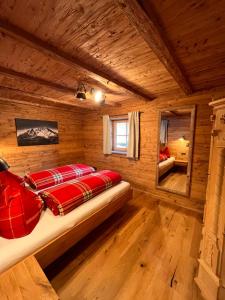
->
95, 90, 103, 102
179, 135, 185, 141
0, 158, 10, 172
91, 88, 105, 104
76, 83, 86, 100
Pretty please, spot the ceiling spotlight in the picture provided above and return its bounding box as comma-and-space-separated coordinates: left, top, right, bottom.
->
76, 83, 86, 100
91, 88, 105, 104
95, 90, 103, 103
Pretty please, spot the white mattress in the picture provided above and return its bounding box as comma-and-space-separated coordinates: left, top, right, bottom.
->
0, 181, 130, 274
159, 156, 175, 169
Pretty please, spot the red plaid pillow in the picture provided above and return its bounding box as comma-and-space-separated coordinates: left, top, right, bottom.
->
40, 170, 121, 216
0, 171, 43, 239
25, 164, 95, 190
159, 153, 167, 162
160, 146, 170, 158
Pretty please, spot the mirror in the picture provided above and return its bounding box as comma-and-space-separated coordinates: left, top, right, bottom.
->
156, 106, 196, 196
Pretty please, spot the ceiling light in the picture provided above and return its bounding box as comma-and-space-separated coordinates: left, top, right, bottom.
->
76, 83, 86, 100
94, 90, 103, 103
91, 89, 105, 105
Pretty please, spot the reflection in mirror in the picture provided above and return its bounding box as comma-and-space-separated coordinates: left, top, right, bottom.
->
156, 106, 195, 196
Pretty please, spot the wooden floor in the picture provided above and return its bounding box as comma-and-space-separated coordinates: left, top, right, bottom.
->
45, 191, 203, 300
159, 171, 187, 194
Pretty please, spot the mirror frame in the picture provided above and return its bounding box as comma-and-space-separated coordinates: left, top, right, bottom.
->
155, 105, 196, 197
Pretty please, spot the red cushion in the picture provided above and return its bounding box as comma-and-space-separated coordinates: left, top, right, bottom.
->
40, 170, 121, 216
159, 153, 167, 162
160, 147, 170, 159
0, 171, 43, 239
163, 147, 170, 158
25, 164, 95, 190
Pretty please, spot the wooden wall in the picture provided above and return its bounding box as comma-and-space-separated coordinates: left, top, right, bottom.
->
0, 100, 85, 176
82, 89, 225, 213
3, 87, 225, 213
166, 115, 191, 161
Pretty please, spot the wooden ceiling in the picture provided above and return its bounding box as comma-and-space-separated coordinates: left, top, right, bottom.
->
0, 0, 224, 108
162, 109, 192, 117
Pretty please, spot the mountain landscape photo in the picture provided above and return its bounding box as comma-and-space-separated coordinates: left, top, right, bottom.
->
15, 119, 59, 146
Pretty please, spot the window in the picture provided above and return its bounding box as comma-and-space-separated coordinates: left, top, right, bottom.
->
111, 116, 129, 153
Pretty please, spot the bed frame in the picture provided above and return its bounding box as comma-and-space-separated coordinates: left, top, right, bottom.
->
0, 188, 132, 299
34, 187, 133, 268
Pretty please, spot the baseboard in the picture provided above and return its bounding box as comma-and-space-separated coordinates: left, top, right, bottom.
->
132, 187, 204, 215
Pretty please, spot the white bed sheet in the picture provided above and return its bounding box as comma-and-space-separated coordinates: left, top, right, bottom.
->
159, 156, 175, 169
0, 181, 130, 273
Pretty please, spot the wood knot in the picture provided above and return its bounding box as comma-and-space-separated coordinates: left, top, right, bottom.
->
140, 262, 146, 268
118, 1, 126, 8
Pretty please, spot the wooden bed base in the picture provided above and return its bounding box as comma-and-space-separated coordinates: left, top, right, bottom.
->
35, 187, 133, 268
0, 188, 132, 300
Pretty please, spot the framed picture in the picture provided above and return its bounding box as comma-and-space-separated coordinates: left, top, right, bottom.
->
15, 118, 59, 146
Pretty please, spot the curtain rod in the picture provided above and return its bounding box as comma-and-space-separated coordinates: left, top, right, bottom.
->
101, 112, 144, 118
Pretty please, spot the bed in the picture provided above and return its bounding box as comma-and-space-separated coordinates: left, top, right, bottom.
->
158, 156, 175, 177
0, 181, 132, 273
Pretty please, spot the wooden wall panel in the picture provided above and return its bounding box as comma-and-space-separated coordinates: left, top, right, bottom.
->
2, 86, 225, 213
82, 89, 225, 213
0, 100, 85, 175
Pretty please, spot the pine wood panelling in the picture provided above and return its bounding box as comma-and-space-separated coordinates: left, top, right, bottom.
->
0, 1, 224, 108
0, 100, 85, 175
0, 20, 154, 101
142, 0, 225, 91
82, 89, 225, 212
3, 87, 225, 212
0, 0, 181, 102
116, 0, 192, 94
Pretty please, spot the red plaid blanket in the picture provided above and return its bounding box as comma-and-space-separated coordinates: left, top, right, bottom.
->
0, 171, 43, 239
40, 170, 121, 216
25, 164, 95, 190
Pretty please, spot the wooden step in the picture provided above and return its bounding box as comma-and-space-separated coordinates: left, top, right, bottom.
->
0, 256, 59, 300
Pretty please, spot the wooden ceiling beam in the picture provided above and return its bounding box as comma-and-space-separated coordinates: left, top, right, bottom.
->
116, 0, 192, 95
0, 66, 76, 94
0, 19, 155, 101
0, 67, 118, 107
0, 87, 115, 109
0, 86, 86, 108
170, 111, 178, 116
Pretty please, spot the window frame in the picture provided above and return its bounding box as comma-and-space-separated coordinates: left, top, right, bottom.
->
111, 116, 129, 154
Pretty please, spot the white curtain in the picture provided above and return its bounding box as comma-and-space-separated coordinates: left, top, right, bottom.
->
160, 119, 168, 144
103, 115, 112, 154
127, 112, 140, 159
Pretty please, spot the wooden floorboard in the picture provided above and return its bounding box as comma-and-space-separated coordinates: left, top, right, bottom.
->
45, 191, 203, 300
159, 171, 187, 194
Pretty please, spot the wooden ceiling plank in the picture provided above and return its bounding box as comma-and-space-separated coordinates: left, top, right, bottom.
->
0, 19, 155, 101
0, 96, 94, 111
0, 67, 118, 107
0, 86, 78, 107
0, 65, 75, 94
115, 0, 192, 95
170, 111, 178, 116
